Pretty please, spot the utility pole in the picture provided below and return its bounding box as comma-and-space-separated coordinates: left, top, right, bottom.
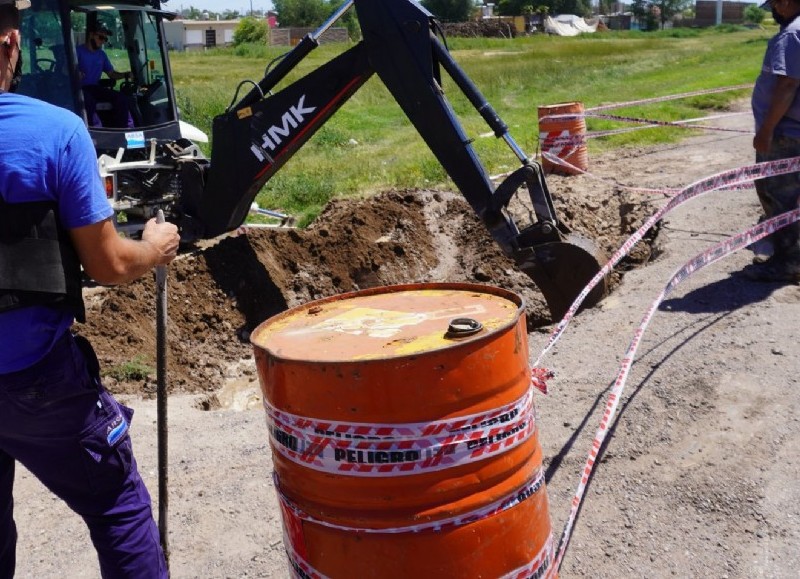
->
250, 0, 253, 16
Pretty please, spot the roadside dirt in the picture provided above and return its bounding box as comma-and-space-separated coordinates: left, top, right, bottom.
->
15, 103, 800, 578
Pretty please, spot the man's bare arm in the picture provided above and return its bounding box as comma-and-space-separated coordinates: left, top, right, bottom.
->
70, 217, 180, 286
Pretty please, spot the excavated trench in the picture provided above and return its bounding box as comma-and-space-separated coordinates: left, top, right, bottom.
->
78, 183, 660, 398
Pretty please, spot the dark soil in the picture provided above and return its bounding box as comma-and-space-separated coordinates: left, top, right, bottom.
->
77, 183, 657, 396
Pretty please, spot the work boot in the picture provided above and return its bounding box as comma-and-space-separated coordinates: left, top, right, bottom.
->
740, 256, 800, 283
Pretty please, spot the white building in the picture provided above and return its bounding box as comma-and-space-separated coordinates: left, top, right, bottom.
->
164, 20, 239, 51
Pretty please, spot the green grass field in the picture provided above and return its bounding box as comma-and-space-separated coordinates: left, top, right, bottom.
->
171, 25, 770, 226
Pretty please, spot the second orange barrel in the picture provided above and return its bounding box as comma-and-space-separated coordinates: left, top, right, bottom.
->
251, 283, 556, 578
538, 101, 588, 175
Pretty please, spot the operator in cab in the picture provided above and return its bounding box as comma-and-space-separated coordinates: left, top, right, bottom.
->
77, 22, 134, 128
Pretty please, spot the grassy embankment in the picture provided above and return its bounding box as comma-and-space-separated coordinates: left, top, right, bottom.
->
171, 26, 771, 226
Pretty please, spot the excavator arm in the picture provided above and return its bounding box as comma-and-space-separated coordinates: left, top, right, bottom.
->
196, 0, 605, 320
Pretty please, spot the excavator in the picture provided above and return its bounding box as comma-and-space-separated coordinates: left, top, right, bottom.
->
17, 0, 606, 320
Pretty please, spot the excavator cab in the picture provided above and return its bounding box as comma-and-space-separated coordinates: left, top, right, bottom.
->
18, 1, 180, 138
16, 0, 197, 235
77, 6, 176, 129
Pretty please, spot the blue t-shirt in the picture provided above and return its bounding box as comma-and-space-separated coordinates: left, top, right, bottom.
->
0, 92, 113, 373
77, 44, 114, 86
752, 18, 800, 138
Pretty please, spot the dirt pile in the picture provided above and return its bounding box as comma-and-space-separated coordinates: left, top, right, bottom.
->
78, 182, 656, 397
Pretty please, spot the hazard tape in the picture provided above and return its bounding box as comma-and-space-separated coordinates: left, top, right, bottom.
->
541, 149, 758, 198
533, 154, 800, 371
534, 84, 753, 196
275, 467, 546, 534
552, 207, 800, 573
281, 517, 555, 579
530, 367, 554, 395
539, 130, 586, 148
276, 468, 555, 578
539, 111, 750, 155
279, 497, 323, 579
537, 109, 752, 195
491, 85, 752, 190
500, 535, 556, 579
586, 111, 750, 134
540, 150, 681, 197
538, 86, 752, 144
264, 389, 536, 476
500, 118, 752, 199
586, 84, 753, 113
265, 388, 533, 439
284, 539, 328, 579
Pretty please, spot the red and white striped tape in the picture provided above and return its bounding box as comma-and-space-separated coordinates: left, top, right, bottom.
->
539, 129, 585, 167
275, 467, 547, 534
519, 150, 800, 570
500, 535, 556, 579
539, 111, 750, 156
585, 84, 752, 112
264, 389, 536, 476
534, 154, 800, 370
552, 206, 800, 572
534, 84, 754, 196
276, 468, 555, 578
497, 86, 756, 195
265, 389, 532, 439
541, 149, 682, 196
284, 535, 328, 579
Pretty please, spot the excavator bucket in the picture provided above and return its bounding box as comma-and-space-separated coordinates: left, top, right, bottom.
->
517, 233, 607, 322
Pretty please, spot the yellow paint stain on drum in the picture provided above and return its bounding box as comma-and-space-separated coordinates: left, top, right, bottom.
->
251, 285, 521, 362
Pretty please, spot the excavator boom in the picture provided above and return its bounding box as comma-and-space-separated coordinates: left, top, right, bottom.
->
197, 0, 606, 319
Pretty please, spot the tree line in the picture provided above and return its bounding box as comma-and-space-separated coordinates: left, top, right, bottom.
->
180, 0, 769, 37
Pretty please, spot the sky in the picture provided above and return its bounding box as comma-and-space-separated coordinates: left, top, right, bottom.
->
167, 1, 274, 14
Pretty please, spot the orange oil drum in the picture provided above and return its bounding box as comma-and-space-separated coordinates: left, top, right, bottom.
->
251, 283, 556, 578
538, 101, 588, 175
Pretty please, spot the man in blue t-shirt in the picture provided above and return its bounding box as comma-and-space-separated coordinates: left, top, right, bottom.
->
743, 0, 800, 282
0, 2, 179, 576
77, 22, 133, 128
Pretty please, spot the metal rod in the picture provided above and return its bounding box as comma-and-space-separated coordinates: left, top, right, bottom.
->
155, 209, 170, 567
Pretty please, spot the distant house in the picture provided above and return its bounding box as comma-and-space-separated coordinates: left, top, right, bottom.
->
694, 1, 757, 26
164, 20, 239, 51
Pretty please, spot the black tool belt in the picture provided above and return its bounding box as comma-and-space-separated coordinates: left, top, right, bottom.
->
0, 196, 85, 322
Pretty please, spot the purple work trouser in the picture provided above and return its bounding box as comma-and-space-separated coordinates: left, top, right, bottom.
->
0, 332, 167, 578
